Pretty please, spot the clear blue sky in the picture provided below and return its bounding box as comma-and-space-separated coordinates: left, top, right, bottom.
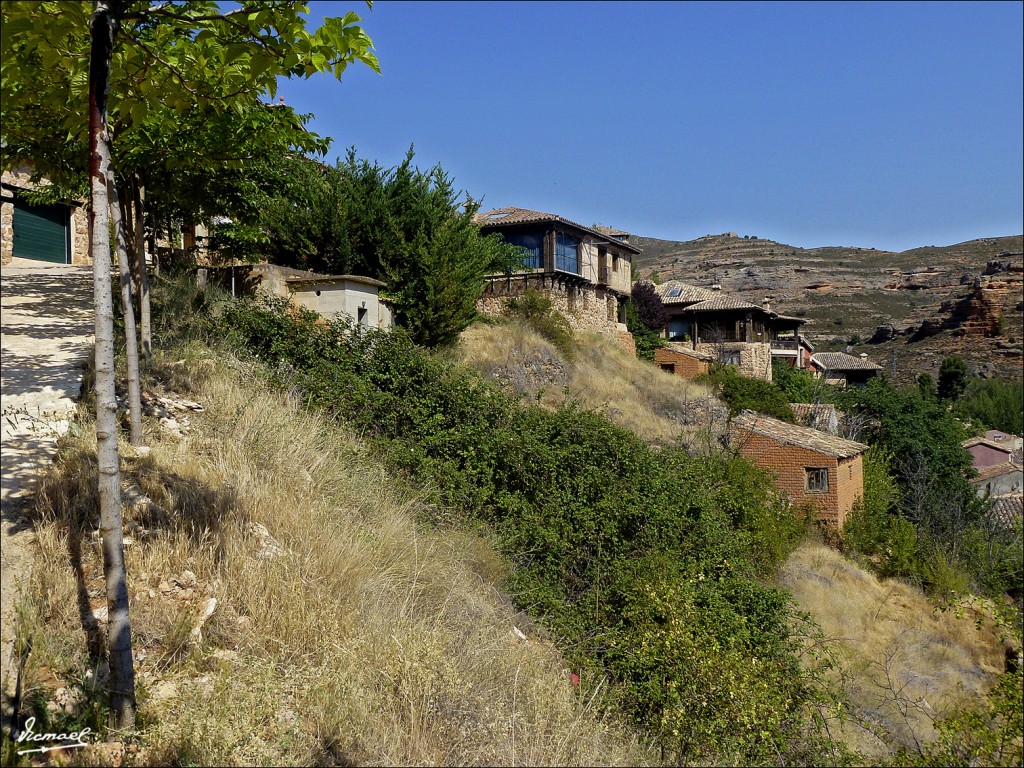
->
276, 1, 1024, 252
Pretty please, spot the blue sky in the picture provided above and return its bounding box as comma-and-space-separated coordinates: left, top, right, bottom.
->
276, 1, 1024, 252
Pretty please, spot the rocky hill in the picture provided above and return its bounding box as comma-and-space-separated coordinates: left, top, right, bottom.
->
633, 232, 1023, 384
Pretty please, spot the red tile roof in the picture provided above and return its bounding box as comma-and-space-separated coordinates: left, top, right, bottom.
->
732, 410, 868, 458
811, 352, 883, 372
475, 207, 641, 254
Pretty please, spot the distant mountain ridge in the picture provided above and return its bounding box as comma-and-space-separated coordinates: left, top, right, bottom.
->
632, 231, 1023, 384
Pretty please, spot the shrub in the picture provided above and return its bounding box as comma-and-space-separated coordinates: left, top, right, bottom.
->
712, 365, 795, 422
504, 289, 575, 359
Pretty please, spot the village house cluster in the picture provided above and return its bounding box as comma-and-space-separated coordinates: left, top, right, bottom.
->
4, 174, 1019, 532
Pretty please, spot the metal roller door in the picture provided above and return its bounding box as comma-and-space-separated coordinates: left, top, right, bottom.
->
12, 196, 70, 263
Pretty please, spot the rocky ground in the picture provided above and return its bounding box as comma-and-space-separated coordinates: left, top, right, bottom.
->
1, 258, 94, 735
634, 232, 1023, 384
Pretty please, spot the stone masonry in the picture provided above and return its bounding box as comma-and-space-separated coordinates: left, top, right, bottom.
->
1, 165, 90, 266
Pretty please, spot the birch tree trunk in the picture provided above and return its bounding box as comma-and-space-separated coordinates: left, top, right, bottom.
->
89, 0, 136, 732
133, 177, 153, 361
109, 176, 144, 446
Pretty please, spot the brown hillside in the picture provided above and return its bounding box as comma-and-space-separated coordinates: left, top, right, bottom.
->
634, 232, 1023, 384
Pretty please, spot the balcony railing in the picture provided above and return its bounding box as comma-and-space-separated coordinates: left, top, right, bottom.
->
770, 338, 799, 350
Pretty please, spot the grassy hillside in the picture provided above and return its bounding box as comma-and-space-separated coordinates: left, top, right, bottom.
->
782, 542, 1007, 761
453, 321, 720, 446
6, 276, 1017, 766
11, 346, 646, 766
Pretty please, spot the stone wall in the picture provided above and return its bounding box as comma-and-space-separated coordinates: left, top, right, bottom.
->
733, 430, 863, 528
2, 165, 89, 266
694, 341, 773, 381
479, 277, 631, 347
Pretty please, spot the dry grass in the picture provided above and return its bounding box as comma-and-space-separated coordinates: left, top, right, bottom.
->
15, 345, 649, 766
456, 321, 719, 444
781, 540, 1008, 761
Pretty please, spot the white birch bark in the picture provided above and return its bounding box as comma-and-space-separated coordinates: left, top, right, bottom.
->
109, 176, 144, 446
133, 178, 153, 361
89, 0, 136, 732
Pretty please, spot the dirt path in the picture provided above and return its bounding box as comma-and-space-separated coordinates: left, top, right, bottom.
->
1, 257, 93, 728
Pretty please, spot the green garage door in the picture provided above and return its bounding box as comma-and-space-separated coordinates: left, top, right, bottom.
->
12, 197, 70, 263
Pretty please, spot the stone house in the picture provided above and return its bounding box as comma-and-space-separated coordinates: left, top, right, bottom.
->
809, 351, 883, 387
1, 165, 90, 266
474, 207, 638, 351
654, 281, 808, 381
730, 409, 868, 528
963, 435, 1024, 499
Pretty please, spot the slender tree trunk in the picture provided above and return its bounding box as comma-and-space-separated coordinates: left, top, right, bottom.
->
89, 0, 136, 733
109, 177, 144, 446
133, 177, 153, 361
120, 183, 140, 313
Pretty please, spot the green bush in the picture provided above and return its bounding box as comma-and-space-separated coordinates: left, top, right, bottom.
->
624, 302, 664, 360
504, 289, 575, 359
711, 365, 795, 422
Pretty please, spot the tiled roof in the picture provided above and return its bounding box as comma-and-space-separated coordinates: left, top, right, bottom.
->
663, 342, 715, 361
593, 225, 630, 237
732, 409, 868, 458
990, 496, 1023, 528
810, 352, 883, 372
685, 296, 766, 313
790, 403, 839, 433
654, 281, 719, 305
974, 462, 1023, 483
475, 207, 641, 253
962, 436, 1017, 455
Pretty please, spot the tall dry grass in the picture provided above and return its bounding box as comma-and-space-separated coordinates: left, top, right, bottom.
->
18, 346, 649, 766
781, 540, 1007, 761
456, 321, 719, 444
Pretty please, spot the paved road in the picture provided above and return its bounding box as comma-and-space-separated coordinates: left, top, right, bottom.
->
1, 257, 94, 727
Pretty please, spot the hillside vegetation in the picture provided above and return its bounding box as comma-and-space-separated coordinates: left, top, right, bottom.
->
14, 341, 646, 765
6, 274, 1020, 767
453, 321, 719, 445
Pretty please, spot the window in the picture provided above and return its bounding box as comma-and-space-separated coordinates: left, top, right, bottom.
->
505, 231, 544, 270
667, 288, 682, 298
806, 468, 829, 493
668, 318, 691, 340
555, 232, 580, 273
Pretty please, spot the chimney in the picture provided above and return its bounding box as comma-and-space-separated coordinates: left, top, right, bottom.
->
762, 297, 771, 312
860, 353, 868, 360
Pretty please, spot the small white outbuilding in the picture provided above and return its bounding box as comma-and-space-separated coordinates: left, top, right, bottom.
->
284, 274, 392, 331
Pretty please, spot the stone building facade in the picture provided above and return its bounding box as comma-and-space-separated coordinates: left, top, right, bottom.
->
654, 281, 807, 382
2, 165, 89, 266
475, 207, 639, 351
730, 410, 867, 528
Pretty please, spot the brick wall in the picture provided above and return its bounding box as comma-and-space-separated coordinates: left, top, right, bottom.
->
734, 430, 863, 528
654, 347, 709, 378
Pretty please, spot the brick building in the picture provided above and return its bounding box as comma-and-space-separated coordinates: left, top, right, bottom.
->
654, 343, 712, 378
730, 409, 868, 528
